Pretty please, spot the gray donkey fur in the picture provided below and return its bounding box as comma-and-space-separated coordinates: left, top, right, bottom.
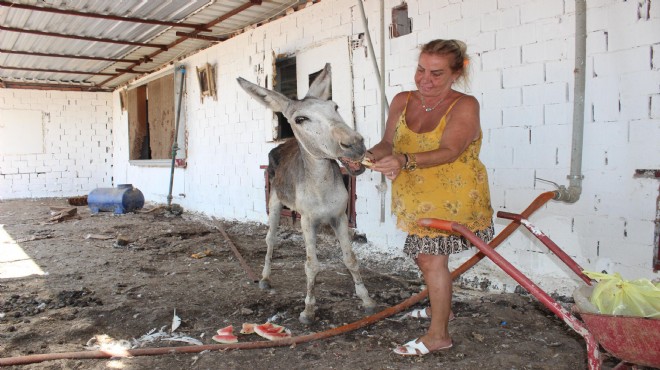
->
237, 64, 376, 324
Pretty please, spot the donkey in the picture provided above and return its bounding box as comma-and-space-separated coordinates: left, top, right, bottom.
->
237, 64, 377, 324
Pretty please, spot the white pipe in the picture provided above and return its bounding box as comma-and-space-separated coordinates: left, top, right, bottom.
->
356, 0, 389, 222
355, 0, 389, 112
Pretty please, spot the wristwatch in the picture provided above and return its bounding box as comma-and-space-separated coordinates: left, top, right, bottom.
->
403, 153, 417, 171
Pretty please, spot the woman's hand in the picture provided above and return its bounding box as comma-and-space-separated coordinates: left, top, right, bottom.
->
372, 154, 405, 180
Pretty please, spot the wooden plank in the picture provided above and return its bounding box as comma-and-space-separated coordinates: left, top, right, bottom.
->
127, 85, 147, 160
147, 74, 175, 159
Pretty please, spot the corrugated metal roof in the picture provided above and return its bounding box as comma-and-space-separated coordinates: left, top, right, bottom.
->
0, 0, 316, 91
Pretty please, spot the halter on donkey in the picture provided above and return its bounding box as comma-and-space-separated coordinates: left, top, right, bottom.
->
237, 64, 377, 324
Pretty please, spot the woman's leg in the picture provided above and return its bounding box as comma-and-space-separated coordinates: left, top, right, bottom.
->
416, 253, 453, 349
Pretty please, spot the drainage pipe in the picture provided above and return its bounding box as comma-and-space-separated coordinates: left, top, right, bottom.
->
0, 192, 554, 367
554, 0, 586, 203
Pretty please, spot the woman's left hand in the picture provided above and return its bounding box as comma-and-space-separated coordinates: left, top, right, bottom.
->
372, 155, 402, 180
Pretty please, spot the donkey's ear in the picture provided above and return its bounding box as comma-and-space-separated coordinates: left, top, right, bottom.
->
237, 77, 291, 112
305, 63, 332, 100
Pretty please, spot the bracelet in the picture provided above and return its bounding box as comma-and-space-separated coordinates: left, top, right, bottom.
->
402, 153, 409, 169
404, 153, 417, 171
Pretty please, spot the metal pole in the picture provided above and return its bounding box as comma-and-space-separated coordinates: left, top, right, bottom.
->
167, 66, 186, 208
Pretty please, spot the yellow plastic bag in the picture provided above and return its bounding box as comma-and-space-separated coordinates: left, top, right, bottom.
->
583, 271, 660, 318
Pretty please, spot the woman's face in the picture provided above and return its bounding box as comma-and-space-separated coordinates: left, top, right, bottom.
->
414, 52, 458, 97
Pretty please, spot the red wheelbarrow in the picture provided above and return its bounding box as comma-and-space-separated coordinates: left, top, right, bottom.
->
419, 211, 660, 370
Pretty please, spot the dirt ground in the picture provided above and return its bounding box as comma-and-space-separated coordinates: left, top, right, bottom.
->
0, 197, 626, 370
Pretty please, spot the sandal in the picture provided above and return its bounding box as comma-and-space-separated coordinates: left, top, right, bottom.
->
404, 307, 455, 321
405, 307, 430, 319
393, 338, 453, 356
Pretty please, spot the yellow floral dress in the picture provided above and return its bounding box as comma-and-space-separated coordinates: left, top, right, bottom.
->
392, 93, 494, 256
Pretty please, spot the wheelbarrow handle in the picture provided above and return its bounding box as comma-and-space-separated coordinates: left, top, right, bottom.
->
497, 211, 593, 286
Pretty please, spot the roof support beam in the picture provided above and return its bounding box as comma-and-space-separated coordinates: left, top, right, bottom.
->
0, 66, 119, 76
0, 80, 111, 92
0, 25, 168, 50
98, 1, 263, 87
0, 0, 211, 32
174, 32, 228, 42
0, 48, 146, 64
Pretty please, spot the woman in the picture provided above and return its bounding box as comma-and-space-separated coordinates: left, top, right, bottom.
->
367, 39, 494, 356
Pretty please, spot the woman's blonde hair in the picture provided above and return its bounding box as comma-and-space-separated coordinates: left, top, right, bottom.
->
420, 39, 470, 88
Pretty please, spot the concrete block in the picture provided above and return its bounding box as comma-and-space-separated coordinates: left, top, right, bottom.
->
428, 3, 461, 24
388, 68, 413, 87
608, 21, 660, 52
480, 107, 502, 129
473, 69, 501, 92
497, 0, 528, 10
522, 39, 568, 64
544, 102, 573, 125
652, 95, 660, 118
481, 7, 519, 32
629, 118, 660, 146
620, 70, 660, 97
483, 87, 521, 108
587, 30, 608, 54
589, 76, 620, 122
502, 63, 545, 87
523, 82, 568, 106
545, 60, 572, 83
620, 95, 651, 120
502, 104, 544, 127
482, 47, 521, 70
593, 47, 651, 77
495, 23, 537, 49
520, 0, 564, 23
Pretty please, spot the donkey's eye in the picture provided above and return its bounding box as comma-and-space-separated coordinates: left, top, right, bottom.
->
294, 116, 308, 124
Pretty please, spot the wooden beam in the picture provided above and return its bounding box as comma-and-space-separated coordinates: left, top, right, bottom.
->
0, 0, 211, 31
0, 65, 117, 76
0, 25, 168, 50
0, 81, 111, 92
0, 48, 142, 64
98, 1, 263, 87
175, 32, 228, 42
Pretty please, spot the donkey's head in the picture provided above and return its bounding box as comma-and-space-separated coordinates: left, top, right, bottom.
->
237, 63, 366, 176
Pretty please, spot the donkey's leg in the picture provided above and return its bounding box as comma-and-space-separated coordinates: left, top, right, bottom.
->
299, 216, 320, 325
331, 214, 377, 314
261, 192, 283, 290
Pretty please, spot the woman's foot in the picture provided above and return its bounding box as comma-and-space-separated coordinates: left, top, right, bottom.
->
393, 336, 453, 356
405, 307, 455, 321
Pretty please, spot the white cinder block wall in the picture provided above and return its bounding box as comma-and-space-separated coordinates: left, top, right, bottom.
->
3, 0, 659, 295
0, 90, 113, 198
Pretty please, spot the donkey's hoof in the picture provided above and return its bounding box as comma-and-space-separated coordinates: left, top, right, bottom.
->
299, 312, 314, 325
364, 305, 378, 315
259, 279, 271, 290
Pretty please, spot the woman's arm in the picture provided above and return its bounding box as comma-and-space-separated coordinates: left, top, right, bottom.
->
367, 91, 408, 160
411, 95, 481, 169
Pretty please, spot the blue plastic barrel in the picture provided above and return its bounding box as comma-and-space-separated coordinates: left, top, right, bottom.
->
88, 184, 145, 214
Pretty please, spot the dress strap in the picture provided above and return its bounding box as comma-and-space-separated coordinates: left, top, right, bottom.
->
401, 91, 413, 115
445, 96, 465, 116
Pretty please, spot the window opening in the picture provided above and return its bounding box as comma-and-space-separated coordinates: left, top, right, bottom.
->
390, 3, 412, 38
274, 56, 296, 140
126, 74, 175, 160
